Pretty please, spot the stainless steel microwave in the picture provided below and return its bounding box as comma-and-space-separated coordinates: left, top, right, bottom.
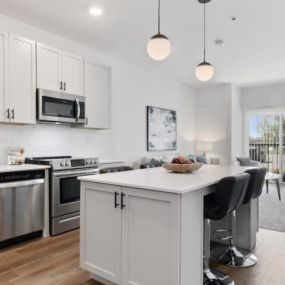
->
37, 89, 85, 124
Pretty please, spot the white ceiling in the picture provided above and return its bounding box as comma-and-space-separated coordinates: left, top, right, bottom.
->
0, 0, 284, 86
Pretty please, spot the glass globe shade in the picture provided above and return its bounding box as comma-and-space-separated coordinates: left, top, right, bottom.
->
147, 34, 171, 61
195, 62, 214, 81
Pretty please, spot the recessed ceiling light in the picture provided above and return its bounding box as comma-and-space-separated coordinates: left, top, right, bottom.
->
89, 6, 104, 16
214, 39, 225, 47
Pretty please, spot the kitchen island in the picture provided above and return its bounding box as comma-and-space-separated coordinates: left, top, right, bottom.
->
79, 165, 256, 285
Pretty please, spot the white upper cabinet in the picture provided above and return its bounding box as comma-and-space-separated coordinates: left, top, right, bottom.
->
36, 43, 61, 92
62, 52, 83, 95
84, 60, 111, 129
9, 34, 36, 124
36, 43, 83, 95
0, 31, 8, 123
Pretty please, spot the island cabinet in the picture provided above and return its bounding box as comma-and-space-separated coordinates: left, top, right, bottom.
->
80, 181, 204, 285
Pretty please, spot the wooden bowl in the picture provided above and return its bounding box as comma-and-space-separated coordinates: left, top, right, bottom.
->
162, 163, 203, 173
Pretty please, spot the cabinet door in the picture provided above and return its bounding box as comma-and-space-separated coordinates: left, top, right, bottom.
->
9, 34, 36, 124
84, 60, 111, 129
122, 188, 180, 285
80, 182, 122, 284
62, 52, 83, 95
0, 31, 8, 123
36, 43, 62, 91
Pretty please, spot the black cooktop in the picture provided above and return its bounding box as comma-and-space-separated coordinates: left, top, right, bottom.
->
28, 156, 72, 160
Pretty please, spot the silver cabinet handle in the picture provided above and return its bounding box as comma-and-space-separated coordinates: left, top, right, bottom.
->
85, 117, 88, 125
63, 82, 66, 91
6, 109, 10, 119
0, 179, 44, 189
60, 81, 63, 90
11, 109, 15, 120
75, 99, 80, 121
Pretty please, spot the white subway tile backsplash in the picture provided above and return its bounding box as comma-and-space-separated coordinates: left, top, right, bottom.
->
0, 124, 115, 164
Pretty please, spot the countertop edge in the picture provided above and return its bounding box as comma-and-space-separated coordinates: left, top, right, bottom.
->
78, 176, 218, 194
0, 164, 51, 173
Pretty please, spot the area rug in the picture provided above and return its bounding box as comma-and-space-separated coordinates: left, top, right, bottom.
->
259, 183, 285, 232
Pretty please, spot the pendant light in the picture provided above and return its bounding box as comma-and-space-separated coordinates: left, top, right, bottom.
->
195, 0, 214, 81
147, 0, 171, 61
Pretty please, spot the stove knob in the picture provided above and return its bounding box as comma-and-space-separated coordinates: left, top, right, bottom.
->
66, 161, 71, 167
91, 159, 96, 164
86, 159, 91, 165
60, 161, 66, 167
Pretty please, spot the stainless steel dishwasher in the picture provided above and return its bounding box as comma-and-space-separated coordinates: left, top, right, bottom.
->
0, 170, 45, 243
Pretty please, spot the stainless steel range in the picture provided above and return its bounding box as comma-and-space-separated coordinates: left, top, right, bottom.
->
26, 156, 99, 235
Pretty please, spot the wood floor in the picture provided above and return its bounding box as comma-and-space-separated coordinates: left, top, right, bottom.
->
0, 228, 285, 285
0, 230, 101, 285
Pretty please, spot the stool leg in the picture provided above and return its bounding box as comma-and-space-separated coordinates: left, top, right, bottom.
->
276, 180, 281, 201
203, 219, 234, 285
204, 219, 211, 269
211, 211, 257, 268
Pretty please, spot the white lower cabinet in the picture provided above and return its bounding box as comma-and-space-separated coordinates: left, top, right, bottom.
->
80, 183, 122, 284
80, 182, 180, 285
121, 187, 180, 285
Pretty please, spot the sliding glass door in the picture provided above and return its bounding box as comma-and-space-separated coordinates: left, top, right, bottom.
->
247, 112, 285, 182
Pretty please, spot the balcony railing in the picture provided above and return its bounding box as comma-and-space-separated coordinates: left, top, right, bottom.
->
249, 143, 285, 181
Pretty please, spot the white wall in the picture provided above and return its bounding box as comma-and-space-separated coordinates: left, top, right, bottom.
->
241, 81, 285, 112
196, 84, 232, 165
231, 85, 243, 163
0, 13, 196, 165
196, 83, 243, 165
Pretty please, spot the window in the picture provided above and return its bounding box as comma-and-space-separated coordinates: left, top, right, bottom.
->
248, 113, 284, 181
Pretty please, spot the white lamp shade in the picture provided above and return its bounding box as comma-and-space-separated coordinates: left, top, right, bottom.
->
147, 34, 171, 61
195, 62, 214, 81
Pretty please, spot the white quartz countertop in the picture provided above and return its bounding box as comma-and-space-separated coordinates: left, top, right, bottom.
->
0, 164, 50, 173
79, 165, 250, 194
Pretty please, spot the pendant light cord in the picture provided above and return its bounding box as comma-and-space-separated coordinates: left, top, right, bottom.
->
203, 1, 206, 62
158, 0, 161, 34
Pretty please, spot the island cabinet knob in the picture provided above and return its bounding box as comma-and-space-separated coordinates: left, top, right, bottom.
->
114, 191, 120, 208
121, 193, 126, 210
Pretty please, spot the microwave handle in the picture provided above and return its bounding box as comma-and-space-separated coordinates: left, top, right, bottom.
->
75, 99, 80, 121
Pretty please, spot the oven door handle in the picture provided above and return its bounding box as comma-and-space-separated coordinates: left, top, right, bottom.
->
58, 215, 80, 224
53, 169, 99, 177
75, 99, 80, 121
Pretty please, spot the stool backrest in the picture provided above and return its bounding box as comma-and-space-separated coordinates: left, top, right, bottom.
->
243, 167, 267, 204
215, 173, 251, 218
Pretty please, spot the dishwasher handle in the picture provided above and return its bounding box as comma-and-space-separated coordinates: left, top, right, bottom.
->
0, 179, 44, 189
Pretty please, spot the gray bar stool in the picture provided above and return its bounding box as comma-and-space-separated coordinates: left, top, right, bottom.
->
211, 167, 267, 268
204, 173, 250, 285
